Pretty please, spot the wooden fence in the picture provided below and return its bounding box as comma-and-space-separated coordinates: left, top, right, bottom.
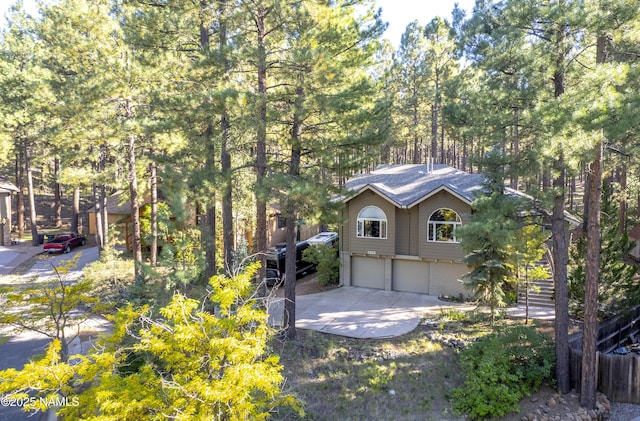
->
569, 305, 640, 403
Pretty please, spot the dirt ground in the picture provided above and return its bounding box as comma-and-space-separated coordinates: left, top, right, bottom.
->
275, 274, 607, 421
272, 272, 338, 297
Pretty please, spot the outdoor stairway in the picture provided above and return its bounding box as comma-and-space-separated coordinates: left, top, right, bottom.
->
517, 259, 555, 309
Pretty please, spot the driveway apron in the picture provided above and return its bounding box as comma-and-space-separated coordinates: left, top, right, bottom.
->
267, 286, 470, 339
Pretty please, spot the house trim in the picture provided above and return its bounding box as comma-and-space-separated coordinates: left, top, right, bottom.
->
345, 184, 475, 211
344, 185, 403, 208
407, 185, 473, 208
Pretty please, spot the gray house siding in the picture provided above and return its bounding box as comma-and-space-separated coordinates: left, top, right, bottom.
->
348, 190, 395, 257
418, 190, 471, 262
395, 207, 419, 256
339, 164, 486, 298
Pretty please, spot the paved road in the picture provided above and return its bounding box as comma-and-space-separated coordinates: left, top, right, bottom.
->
0, 246, 101, 421
21, 246, 100, 282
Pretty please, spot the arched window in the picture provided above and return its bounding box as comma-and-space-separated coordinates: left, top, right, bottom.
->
428, 208, 461, 243
357, 206, 387, 239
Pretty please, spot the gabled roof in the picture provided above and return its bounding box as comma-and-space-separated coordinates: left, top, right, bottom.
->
87, 191, 131, 215
343, 164, 486, 208
0, 176, 18, 193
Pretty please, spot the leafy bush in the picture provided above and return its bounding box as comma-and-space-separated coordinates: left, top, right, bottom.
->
0, 254, 99, 362
303, 245, 339, 286
0, 263, 304, 420
82, 246, 135, 306
452, 325, 554, 420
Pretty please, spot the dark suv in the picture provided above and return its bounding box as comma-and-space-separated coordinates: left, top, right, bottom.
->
265, 240, 315, 286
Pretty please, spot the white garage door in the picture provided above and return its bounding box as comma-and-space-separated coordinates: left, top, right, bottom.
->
351, 256, 385, 289
393, 260, 430, 294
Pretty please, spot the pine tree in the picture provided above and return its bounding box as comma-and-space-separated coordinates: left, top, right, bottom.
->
569, 184, 639, 319
457, 155, 521, 324
271, 0, 386, 338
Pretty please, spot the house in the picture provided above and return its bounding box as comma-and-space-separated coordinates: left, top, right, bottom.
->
87, 190, 162, 249
339, 164, 487, 298
88, 192, 320, 252
265, 204, 323, 248
0, 176, 18, 246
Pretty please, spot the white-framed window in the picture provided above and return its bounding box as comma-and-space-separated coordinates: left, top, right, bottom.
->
428, 208, 461, 243
356, 206, 387, 239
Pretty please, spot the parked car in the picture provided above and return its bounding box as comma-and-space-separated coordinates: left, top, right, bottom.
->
306, 232, 338, 248
266, 240, 315, 286
43, 232, 86, 253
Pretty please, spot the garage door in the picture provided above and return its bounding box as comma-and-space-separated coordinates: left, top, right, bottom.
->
351, 256, 385, 289
393, 260, 430, 294
429, 262, 468, 297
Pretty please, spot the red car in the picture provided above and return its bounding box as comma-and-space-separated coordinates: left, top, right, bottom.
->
43, 233, 86, 253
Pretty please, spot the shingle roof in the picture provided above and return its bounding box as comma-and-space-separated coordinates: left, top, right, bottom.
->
0, 176, 18, 193
87, 191, 131, 214
343, 164, 486, 208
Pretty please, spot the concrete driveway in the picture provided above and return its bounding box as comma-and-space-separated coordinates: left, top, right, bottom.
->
267, 286, 472, 339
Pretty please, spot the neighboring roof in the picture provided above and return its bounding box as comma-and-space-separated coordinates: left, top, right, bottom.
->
0, 176, 18, 193
343, 164, 486, 208
87, 191, 131, 215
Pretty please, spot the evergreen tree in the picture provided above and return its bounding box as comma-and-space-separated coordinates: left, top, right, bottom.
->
272, 0, 386, 338
457, 155, 521, 324
391, 21, 430, 163
569, 183, 639, 319
0, 264, 303, 420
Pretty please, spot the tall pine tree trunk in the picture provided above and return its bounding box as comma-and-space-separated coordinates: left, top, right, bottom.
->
512, 106, 520, 191
255, 5, 268, 286
100, 145, 108, 246
283, 83, 304, 340
24, 138, 38, 246
149, 161, 158, 266
551, 16, 571, 394
127, 131, 142, 276
15, 152, 24, 238
204, 126, 217, 281
432, 72, 440, 163
431, 102, 438, 162
580, 34, 608, 411
552, 161, 570, 394
221, 128, 233, 274
581, 142, 602, 409
92, 180, 104, 249
219, 0, 234, 274
71, 186, 80, 234
54, 156, 62, 228
199, 9, 217, 282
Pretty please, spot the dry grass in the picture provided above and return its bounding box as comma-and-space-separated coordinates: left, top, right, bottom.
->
269, 309, 543, 421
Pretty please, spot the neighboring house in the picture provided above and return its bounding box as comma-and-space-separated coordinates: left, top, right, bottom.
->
0, 176, 18, 246
88, 192, 318, 251
339, 163, 487, 298
629, 224, 640, 261
266, 204, 322, 248
87, 191, 136, 247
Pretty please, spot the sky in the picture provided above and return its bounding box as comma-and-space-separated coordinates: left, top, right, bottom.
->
375, 0, 476, 47
1, 0, 477, 48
